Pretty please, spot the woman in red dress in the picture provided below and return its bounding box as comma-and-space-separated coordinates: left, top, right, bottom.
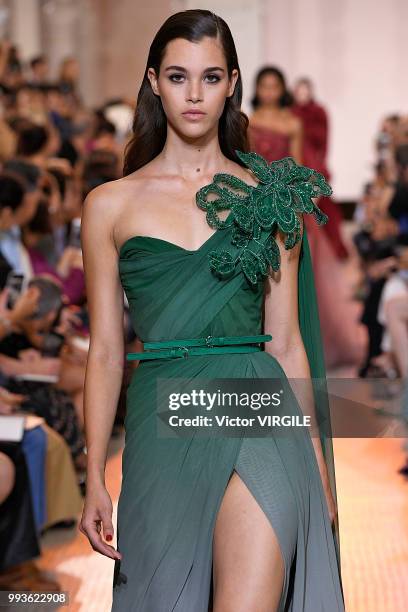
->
248, 66, 302, 164
249, 67, 363, 369
292, 77, 349, 260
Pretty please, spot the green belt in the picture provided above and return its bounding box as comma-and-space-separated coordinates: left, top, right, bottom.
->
126, 334, 272, 361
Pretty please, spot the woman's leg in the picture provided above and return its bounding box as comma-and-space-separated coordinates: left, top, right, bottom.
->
212, 470, 285, 612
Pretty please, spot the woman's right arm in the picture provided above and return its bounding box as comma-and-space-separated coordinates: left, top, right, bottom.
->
79, 183, 125, 560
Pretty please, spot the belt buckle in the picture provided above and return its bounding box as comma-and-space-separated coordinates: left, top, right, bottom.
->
180, 346, 189, 358
205, 335, 214, 347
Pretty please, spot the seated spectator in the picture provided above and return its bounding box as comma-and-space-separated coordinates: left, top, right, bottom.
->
22, 198, 85, 305
0, 118, 17, 163
102, 97, 134, 145
11, 84, 49, 126
354, 130, 408, 378
387, 144, 408, 237
0, 172, 39, 285
82, 149, 120, 197
0, 43, 24, 93
1, 383, 84, 526
0, 280, 87, 470
0, 368, 59, 591
0, 441, 60, 591
45, 164, 84, 261
84, 111, 121, 165
377, 245, 408, 365
10, 121, 60, 172
377, 245, 408, 476
43, 84, 93, 169
58, 57, 80, 101
354, 214, 401, 377
29, 56, 50, 88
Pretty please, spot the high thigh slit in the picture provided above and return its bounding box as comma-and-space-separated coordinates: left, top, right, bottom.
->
210, 465, 287, 612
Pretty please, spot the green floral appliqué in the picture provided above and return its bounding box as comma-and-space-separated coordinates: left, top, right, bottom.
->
196, 150, 332, 285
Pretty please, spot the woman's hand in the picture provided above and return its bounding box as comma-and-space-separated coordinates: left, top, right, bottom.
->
17, 350, 61, 376
0, 286, 41, 327
18, 348, 42, 363
0, 387, 28, 414
366, 256, 398, 280
60, 341, 88, 366
57, 247, 83, 278
54, 306, 83, 337
79, 483, 122, 561
46, 157, 73, 176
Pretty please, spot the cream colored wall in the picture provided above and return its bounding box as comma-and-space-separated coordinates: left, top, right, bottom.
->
9, 0, 42, 60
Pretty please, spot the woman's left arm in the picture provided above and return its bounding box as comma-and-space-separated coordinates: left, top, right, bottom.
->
263, 214, 337, 522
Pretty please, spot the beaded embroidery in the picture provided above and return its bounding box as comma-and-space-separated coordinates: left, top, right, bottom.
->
196, 150, 332, 285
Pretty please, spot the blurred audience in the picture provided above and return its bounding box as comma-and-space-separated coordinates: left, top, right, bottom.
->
0, 40, 135, 591
353, 117, 408, 378
28, 55, 50, 87
352, 115, 408, 475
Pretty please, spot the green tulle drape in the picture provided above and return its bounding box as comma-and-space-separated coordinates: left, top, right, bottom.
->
298, 222, 343, 588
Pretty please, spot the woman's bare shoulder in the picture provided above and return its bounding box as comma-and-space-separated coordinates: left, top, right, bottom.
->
81, 170, 155, 250
83, 168, 152, 210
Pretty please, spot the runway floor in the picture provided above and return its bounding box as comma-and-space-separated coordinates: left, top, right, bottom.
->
34, 427, 408, 611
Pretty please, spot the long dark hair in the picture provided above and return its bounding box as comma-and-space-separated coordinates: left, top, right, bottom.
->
123, 9, 249, 176
251, 66, 293, 109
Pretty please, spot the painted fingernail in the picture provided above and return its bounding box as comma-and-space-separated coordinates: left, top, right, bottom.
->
106, 534, 112, 541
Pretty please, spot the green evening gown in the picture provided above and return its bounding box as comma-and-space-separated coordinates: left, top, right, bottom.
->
111, 153, 345, 611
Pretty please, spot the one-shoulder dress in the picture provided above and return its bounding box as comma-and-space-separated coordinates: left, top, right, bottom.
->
111, 152, 345, 611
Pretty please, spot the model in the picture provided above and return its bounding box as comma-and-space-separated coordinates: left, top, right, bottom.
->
249, 65, 361, 370
79, 9, 345, 612
248, 65, 302, 167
